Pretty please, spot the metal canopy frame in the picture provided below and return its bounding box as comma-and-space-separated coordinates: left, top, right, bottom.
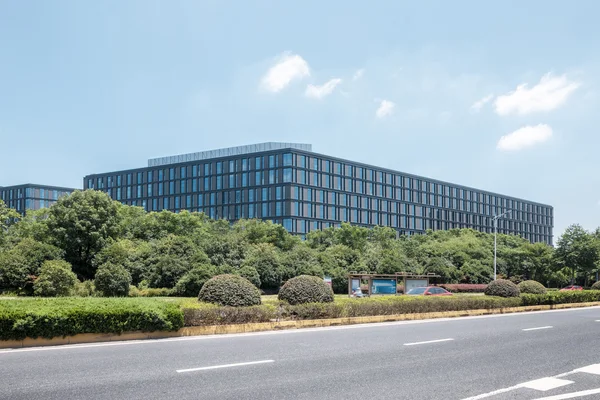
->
347, 272, 441, 297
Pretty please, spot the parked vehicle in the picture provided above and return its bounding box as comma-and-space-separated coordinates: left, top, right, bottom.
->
560, 285, 583, 291
406, 286, 453, 296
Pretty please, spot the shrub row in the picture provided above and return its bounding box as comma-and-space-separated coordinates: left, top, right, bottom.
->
439, 284, 488, 293
521, 290, 600, 305
0, 298, 184, 341
184, 290, 600, 326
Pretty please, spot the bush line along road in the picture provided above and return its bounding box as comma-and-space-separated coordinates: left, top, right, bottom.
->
1, 291, 600, 341
1, 306, 600, 400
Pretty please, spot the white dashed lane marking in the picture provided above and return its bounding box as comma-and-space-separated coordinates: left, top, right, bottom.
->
176, 359, 274, 373
522, 326, 553, 331
403, 338, 454, 346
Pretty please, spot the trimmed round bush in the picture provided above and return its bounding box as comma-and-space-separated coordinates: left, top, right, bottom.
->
33, 260, 77, 297
518, 280, 547, 295
591, 281, 600, 290
484, 279, 520, 298
94, 262, 132, 297
198, 274, 261, 307
278, 275, 334, 305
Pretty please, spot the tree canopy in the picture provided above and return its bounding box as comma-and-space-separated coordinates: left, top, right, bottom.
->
1, 191, 599, 295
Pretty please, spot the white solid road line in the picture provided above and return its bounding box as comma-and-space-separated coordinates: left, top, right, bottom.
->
176, 360, 274, 373
2, 306, 599, 355
403, 338, 454, 346
531, 387, 600, 400
523, 326, 553, 331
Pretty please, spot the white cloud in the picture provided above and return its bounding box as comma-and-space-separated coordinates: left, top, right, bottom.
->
494, 73, 580, 116
305, 78, 342, 99
260, 52, 310, 93
375, 100, 395, 118
496, 124, 553, 151
352, 69, 364, 81
470, 94, 494, 112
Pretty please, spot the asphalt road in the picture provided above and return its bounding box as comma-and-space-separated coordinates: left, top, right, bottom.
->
2, 307, 600, 400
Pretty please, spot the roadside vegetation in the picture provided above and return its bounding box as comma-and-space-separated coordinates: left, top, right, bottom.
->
3, 191, 600, 340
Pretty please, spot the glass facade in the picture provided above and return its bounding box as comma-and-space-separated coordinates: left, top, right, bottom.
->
0, 184, 75, 215
83, 146, 554, 244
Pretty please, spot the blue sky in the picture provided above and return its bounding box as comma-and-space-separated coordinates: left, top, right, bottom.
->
1, 0, 599, 239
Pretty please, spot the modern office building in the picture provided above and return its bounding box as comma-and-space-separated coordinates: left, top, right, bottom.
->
83, 142, 554, 244
0, 184, 76, 215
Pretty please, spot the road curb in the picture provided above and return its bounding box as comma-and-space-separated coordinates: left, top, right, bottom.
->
2, 301, 599, 349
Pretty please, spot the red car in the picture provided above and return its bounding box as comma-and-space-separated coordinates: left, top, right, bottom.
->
560, 285, 583, 291
406, 286, 453, 296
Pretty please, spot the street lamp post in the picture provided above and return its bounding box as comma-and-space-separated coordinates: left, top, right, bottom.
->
493, 210, 512, 281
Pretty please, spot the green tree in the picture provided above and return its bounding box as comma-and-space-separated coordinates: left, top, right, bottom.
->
0, 238, 63, 293
94, 262, 132, 297
46, 190, 122, 279
0, 199, 20, 247
172, 264, 217, 297
144, 235, 209, 288
242, 243, 282, 290
554, 224, 599, 285
234, 219, 299, 251
33, 260, 77, 297
94, 239, 151, 285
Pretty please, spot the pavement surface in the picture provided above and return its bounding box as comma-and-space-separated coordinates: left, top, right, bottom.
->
2, 307, 600, 400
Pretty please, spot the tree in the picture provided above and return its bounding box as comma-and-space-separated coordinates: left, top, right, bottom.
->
172, 264, 217, 297
94, 262, 132, 296
0, 199, 20, 247
144, 235, 209, 288
242, 243, 283, 290
233, 219, 299, 251
554, 224, 599, 285
33, 260, 77, 297
46, 190, 122, 279
94, 239, 151, 286
0, 238, 63, 293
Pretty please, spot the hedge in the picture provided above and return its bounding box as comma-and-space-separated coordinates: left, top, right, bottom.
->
521, 290, 600, 305
4, 291, 600, 341
184, 291, 600, 326
0, 298, 184, 341
440, 284, 488, 293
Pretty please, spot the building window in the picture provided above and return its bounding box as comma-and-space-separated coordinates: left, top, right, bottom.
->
283, 153, 293, 166
170, 181, 175, 195
180, 180, 186, 194
169, 168, 175, 180
283, 219, 292, 231
283, 168, 292, 183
